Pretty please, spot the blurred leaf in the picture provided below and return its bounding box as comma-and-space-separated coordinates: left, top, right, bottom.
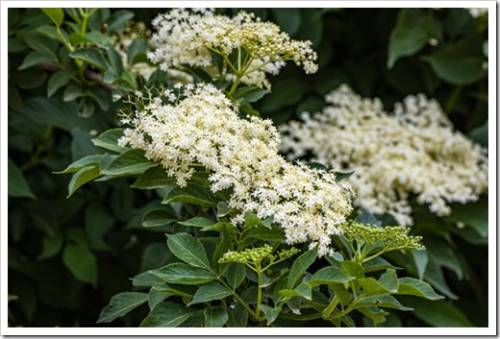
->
423, 37, 487, 85
41, 8, 64, 27
107, 10, 134, 34
411, 250, 429, 280
92, 128, 127, 153
18, 50, 55, 70
272, 9, 301, 36
70, 48, 107, 71
62, 244, 97, 285
142, 209, 177, 227
8, 159, 35, 199
404, 298, 472, 326
47, 71, 71, 97
67, 165, 100, 197
388, 9, 440, 68
127, 39, 148, 65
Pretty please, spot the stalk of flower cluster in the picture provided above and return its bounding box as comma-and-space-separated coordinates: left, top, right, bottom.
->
118, 84, 353, 256
279, 85, 488, 226
147, 9, 318, 89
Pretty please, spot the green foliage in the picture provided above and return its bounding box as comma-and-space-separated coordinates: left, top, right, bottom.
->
8, 7, 487, 328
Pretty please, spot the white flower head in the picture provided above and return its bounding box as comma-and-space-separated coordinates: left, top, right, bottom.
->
280, 85, 488, 226
119, 83, 352, 255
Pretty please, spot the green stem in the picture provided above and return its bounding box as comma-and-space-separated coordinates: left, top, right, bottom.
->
216, 277, 258, 320
256, 265, 263, 319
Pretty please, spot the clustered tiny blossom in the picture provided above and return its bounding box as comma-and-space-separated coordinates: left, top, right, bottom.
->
280, 85, 488, 226
340, 221, 424, 252
148, 9, 318, 88
218, 245, 299, 267
118, 83, 352, 256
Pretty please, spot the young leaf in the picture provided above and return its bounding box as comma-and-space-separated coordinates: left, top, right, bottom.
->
97, 292, 148, 323
8, 159, 35, 199
287, 247, 318, 288
204, 306, 229, 327
67, 165, 100, 197
62, 244, 97, 285
188, 282, 232, 306
259, 305, 281, 326
378, 268, 399, 293
150, 263, 214, 285
140, 302, 192, 327
167, 233, 211, 270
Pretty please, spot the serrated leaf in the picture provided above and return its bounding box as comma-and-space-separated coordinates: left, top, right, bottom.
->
188, 282, 232, 306
67, 165, 100, 197
97, 292, 148, 323
397, 277, 444, 300
140, 302, 192, 327
167, 233, 211, 270
150, 263, 214, 285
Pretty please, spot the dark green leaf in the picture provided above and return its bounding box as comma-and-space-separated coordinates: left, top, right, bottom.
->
223, 263, 246, 289
140, 302, 192, 327
92, 128, 127, 153
127, 39, 148, 65
102, 149, 157, 177
178, 217, 215, 228
167, 233, 211, 270
388, 9, 440, 68
272, 9, 301, 35
47, 71, 71, 97
41, 8, 64, 26
8, 159, 35, 199
188, 282, 232, 305
151, 263, 215, 285
204, 306, 229, 327
397, 277, 444, 300
18, 50, 55, 70
411, 250, 429, 280
378, 268, 399, 293
287, 247, 318, 288
70, 48, 107, 71
97, 292, 148, 323
405, 298, 472, 326
62, 244, 97, 285
307, 266, 353, 287
131, 166, 175, 189
67, 165, 100, 197
142, 209, 177, 227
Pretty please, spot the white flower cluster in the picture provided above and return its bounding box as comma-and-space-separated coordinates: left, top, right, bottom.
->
279, 85, 488, 226
147, 9, 318, 88
118, 83, 352, 256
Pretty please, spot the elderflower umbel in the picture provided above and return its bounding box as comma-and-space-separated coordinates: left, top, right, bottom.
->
148, 9, 318, 88
118, 83, 352, 256
279, 85, 488, 226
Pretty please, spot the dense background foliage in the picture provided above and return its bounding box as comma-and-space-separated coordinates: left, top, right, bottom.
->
8, 8, 488, 327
